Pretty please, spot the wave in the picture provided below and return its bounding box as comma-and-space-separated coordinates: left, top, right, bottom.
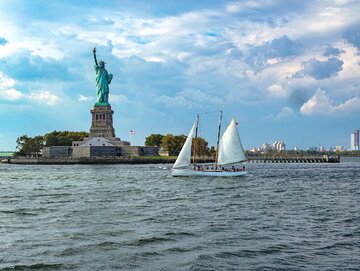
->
133, 236, 174, 246
1, 263, 64, 270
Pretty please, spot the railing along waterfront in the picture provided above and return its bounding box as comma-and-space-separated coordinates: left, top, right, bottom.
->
247, 156, 340, 163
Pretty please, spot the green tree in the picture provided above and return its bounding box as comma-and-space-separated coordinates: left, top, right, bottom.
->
209, 146, 216, 158
28, 136, 44, 157
161, 134, 187, 156
145, 134, 164, 147
15, 135, 44, 157
157, 134, 210, 157
15, 135, 31, 156
193, 137, 210, 157
43, 130, 89, 146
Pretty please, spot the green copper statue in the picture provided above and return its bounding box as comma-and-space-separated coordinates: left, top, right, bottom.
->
93, 48, 113, 106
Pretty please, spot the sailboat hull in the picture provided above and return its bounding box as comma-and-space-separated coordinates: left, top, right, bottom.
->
172, 168, 247, 177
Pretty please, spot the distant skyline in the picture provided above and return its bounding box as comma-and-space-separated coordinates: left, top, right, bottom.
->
1, 0, 360, 150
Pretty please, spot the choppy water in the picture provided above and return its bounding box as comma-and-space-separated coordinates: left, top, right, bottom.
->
0, 162, 359, 270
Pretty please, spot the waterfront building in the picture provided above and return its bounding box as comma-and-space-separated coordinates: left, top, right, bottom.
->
273, 141, 286, 151
351, 129, 359, 151
260, 143, 272, 152
334, 146, 344, 152
307, 146, 318, 151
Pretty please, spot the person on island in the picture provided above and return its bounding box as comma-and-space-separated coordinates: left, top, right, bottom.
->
93, 48, 113, 105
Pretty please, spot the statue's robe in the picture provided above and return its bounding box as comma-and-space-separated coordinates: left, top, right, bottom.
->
95, 65, 113, 104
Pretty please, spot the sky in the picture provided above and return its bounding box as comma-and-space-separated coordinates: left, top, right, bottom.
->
1, 0, 360, 151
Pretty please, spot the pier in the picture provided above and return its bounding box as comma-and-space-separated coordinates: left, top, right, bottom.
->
247, 156, 340, 163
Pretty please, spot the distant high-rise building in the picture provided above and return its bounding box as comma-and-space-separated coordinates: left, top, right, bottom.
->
273, 141, 286, 151
335, 146, 344, 152
260, 143, 272, 152
351, 130, 359, 151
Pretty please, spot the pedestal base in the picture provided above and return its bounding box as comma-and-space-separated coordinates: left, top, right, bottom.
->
89, 106, 116, 138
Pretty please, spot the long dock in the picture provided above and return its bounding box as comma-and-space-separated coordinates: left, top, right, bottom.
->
247, 156, 340, 163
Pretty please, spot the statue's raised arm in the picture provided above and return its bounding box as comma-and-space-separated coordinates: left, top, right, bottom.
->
93, 47, 98, 67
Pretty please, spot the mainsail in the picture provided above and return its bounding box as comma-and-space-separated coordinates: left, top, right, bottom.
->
172, 121, 197, 169
217, 118, 246, 165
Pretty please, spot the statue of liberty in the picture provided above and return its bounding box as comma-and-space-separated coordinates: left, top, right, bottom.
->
93, 48, 113, 106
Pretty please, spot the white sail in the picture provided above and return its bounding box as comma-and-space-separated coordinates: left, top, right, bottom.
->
218, 118, 246, 165
172, 122, 197, 169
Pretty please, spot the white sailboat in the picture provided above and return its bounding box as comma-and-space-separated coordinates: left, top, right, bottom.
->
172, 112, 247, 177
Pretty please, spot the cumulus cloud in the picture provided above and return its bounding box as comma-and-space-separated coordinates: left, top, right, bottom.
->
0, 72, 62, 106
294, 57, 344, 80
77, 95, 93, 102
225, 1, 265, 13
0, 72, 24, 101
0, 72, 15, 88
344, 25, 360, 51
300, 89, 360, 115
267, 84, 287, 98
1, 50, 75, 81
323, 46, 343, 57
27, 90, 62, 106
0, 88, 24, 101
0, 74, 61, 106
156, 88, 223, 108
265, 106, 296, 121
245, 35, 303, 72
109, 94, 129, 104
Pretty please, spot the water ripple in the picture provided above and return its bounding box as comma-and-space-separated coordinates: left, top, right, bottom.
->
0, 162, 360, 270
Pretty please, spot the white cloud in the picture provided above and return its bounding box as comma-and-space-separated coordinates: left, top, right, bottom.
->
276, 106, 296, 119
225, 0, 272, 13
156, 94, 189, 108
78, 94, 93, 102
156, 88, 223, 108
267, 84, 288, 98
0, 88, 24, 101
109, 94, 129, 103
1, 72, 63, 106
300, 88, 360, 115
28, 90, 62, 106
0, 72, 15, 88
142, 56, 166, 63
265, 106, 296, 121
0, 72, 24, 101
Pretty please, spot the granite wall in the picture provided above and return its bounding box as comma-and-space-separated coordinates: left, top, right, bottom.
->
72, 146, 121, 158
42, 146, 72, 158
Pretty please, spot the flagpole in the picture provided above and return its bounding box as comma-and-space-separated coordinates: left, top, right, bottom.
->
129, 130, 135, 145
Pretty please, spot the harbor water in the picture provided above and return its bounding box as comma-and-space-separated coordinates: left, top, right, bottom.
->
1, 161, 359, 270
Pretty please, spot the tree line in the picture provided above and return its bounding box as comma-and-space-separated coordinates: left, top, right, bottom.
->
145, 133, 215, 157
15, 131, 89, 157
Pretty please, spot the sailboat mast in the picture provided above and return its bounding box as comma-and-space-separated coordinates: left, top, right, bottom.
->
192, 114, 199, 165
215, 110, 222, 168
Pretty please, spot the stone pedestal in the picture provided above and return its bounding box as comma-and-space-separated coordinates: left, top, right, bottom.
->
89, 106, 116, 138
